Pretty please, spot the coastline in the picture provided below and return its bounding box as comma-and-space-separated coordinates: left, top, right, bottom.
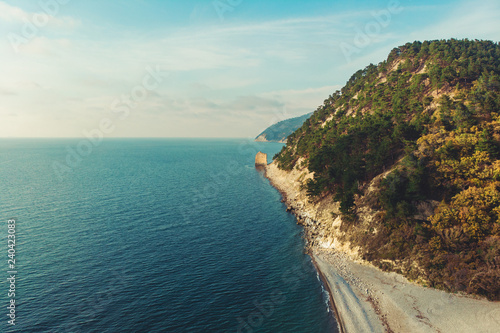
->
310, 255, 346, 333
264, 161, 500, 333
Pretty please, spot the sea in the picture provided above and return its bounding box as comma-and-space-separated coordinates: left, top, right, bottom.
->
0, 139, 338, 332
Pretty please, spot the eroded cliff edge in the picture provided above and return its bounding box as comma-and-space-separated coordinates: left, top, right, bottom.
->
265, 160, 500, 333
266, 159, 403, 261
266, 160, 354, 255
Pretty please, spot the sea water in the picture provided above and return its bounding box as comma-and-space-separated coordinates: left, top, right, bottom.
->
0, 139, 337, 332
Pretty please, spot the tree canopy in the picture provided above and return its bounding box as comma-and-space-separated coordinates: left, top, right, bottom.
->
274, 39, 500, 300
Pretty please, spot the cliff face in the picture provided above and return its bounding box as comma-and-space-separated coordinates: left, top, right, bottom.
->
266, 161, 357, 255
271, 39, 500, 300
266, 159, 388, 259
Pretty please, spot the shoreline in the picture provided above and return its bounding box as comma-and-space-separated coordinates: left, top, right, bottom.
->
264, 161, 500, 333
310, 255, 345, 333
264, 165, 345, 332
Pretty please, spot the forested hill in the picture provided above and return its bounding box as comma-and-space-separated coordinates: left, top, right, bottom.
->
255, 113, 312, 142
274, 39, 500, 300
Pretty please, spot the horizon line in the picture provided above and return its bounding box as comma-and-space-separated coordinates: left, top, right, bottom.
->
0, 136, 267, 140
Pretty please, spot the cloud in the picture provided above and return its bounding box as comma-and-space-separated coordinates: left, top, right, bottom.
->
1, 1, 499, 138
227, 95, 284, 112
0, 1, 80, 29
409, 0, 500, 42
0, 87, 16, 96
332, 0, 500, 77
259, 85, 342, 116
0, 81, 42, 97
0, 1, 28, 22
18, 36, 73, 55
145, 85, 339, 130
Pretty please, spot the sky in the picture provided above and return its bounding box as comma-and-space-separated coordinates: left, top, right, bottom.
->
0, 0, 499, 138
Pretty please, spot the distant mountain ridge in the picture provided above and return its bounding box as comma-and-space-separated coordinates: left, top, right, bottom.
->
255, 113, 312, 143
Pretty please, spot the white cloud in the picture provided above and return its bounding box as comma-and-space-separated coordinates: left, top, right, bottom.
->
0, 8, 403, 137
0, 1, 80, 29
1, 0, 499, 138
260, 85, 342, 115
409, 0, 500, 42
0, 1, 28, 22
0, 87, 16, 96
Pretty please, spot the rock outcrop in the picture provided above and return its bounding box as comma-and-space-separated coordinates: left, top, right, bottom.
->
255, 152, 268, 166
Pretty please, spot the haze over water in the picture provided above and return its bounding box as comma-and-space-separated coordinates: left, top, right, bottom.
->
0, 139, 337, 332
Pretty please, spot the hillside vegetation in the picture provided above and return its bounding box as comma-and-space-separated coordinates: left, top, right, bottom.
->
255, 113, 312, 142
274, 39, 500, 300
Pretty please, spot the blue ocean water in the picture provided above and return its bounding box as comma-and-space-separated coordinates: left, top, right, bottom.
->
0, 139, 337, 332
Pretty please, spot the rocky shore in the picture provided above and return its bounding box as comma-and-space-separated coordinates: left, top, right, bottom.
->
265, 161, 500, 333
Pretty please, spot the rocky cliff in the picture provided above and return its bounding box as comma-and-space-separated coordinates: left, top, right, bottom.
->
270, 39, 500, 300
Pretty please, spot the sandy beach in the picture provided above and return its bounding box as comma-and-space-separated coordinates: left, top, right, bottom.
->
314, 249, 500, 333
265, 161, 500, 333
